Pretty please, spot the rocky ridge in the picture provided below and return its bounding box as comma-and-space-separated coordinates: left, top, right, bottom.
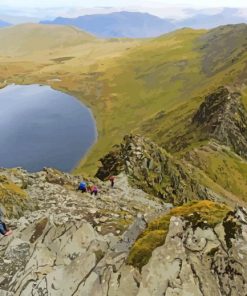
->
0, 134, 247, 295
0, 167, 168, 295
193, 86, 247, 158
0, 165, 246, 295
96, 134, 223, 205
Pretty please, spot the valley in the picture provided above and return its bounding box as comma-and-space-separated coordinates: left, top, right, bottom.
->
1, 24, 247, 184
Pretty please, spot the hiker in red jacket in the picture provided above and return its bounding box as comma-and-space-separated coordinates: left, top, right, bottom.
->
109, 176, 115, 188
89, 185, 98, 197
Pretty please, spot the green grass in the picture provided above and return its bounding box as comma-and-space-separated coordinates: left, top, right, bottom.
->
127, 200, 231, 270
1, 23, 247, 210
0, 175, 31, 218
183, 144, 247, 202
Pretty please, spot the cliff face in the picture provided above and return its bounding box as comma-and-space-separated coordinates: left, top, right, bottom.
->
0, 166, 246, 296
193, 86, 247, 158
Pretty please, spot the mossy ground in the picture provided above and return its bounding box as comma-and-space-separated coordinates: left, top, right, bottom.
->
127, 200, 231, 270
0, 175, 29, 218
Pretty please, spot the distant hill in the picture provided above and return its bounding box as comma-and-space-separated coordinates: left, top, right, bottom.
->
178, 8, 246, 29
0, 23, 95, 56
41, 9, 247, 38
41, 11, 176, 38
0, 19, 11, 28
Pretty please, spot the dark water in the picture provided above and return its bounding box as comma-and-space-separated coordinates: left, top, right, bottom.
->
0, 84, 97, 172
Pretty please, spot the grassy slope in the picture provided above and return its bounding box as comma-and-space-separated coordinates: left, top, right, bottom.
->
127, 200, 231, 269
1, 24, 247, 205
0, 23, 95, 56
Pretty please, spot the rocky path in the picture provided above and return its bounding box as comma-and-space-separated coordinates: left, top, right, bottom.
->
0, 168, 247, 296
0, 168, 168, 295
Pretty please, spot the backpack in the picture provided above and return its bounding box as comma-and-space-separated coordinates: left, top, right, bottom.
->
79, 182, 86, 190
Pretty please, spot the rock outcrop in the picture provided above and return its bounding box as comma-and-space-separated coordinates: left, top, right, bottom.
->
193, 86, 247, 158
0, 170, 36, 219
133, 206, 247, 296
96, 135, 221, 205
0, 167, 168, 295
0, 168, 247, 296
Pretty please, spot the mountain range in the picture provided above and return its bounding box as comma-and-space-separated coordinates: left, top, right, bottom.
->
40, 9, 247, 38
41, 11, 175, 38
0, 19, 10, 28
1, 9, 247, 38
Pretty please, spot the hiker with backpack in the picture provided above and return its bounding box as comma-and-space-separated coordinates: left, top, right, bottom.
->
109, 176, 115, 188
89, 185, 98, 197
0, 208, 12, 236
77, 181, 87, 193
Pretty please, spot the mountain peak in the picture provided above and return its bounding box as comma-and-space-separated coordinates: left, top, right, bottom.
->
193, 86, 247, 158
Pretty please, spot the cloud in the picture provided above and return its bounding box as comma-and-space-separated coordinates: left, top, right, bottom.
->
1, 0, 247, 21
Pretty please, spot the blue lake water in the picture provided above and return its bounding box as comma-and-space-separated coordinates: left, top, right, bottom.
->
0, 84, 97, 172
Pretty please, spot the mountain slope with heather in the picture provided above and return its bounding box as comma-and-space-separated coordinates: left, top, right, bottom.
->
1, 24, 247, 205
1, 22, 247, 295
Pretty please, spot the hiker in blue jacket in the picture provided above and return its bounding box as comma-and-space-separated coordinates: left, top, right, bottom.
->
0, 208, 12, 236
77, 181, 87, 193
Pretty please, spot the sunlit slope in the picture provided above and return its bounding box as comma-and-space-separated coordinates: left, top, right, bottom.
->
137, 24, 247, 203
78, 28, 209, 172
0, 23, 95, 56
1, 23, 247, 186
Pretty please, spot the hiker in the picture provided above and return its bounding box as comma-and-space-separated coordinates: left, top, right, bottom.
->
77, 181, 87, 193
109, 176, 115, 188
0, 208, 11, 236
89, 185, 98, 197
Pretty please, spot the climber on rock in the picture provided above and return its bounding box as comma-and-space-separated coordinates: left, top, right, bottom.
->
89, 185, 98, 197
109, 176, 115, 188
77, 181, 87, 193
0, 208, 12, 236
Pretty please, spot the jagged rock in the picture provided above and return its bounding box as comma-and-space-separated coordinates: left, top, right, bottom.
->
0, 167, 169, 295
193, 86, 247, 158
0, 172, 36, 218
0, 166, 246, 295
96, 134, 220, 205
132, 207, 247, 296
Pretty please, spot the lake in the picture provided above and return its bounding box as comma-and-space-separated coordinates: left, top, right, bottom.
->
0, 84, 97, 172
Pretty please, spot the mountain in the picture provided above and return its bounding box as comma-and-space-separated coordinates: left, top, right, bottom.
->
178, 8, 246, 29
41, 11, 176, 38
0, 149, 246, 295
0, 19, 11, 28
40, 9, 247, 38
2, 21, 247, 295
0, 23, 95, 56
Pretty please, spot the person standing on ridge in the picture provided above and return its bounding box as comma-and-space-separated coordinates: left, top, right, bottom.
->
0, 208, 12, 236
109, 176, 115, 188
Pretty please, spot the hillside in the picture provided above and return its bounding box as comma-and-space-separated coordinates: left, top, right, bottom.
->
0, 150, 246, 295
1, 22, 247, 295
1, 24, 247, 204
0, 23, 95, 56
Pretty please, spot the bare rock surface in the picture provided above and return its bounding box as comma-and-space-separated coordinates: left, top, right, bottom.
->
0, 163, 246, 295
193, 86, 247, 159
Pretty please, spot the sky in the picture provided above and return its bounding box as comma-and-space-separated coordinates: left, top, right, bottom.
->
1, 0, 247, 8
1, 0, 247, 21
